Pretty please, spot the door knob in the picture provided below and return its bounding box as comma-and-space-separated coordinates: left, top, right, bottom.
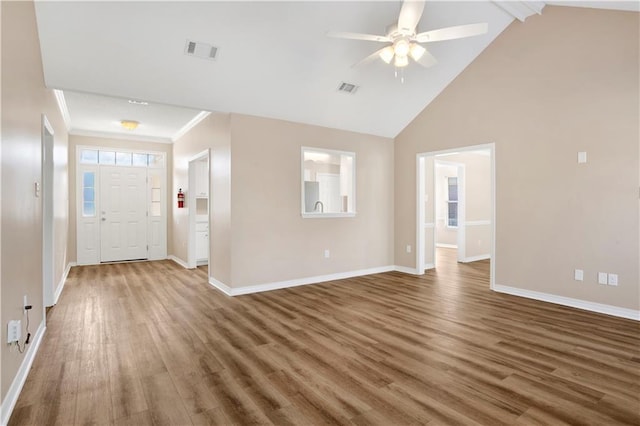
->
101, 218, 106, 221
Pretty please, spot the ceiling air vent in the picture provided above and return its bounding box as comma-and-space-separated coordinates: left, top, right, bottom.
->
337, 82, 359, 94
184, 40, 218, 61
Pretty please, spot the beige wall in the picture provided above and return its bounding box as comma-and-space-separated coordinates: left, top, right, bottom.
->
1, 1, 69, 401
67, 135, 172, 263
229, 114, 394, 287
395, 6, 639, 310
172, 113, 232, 284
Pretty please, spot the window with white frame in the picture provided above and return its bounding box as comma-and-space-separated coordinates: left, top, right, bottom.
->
447, 176, 458, 227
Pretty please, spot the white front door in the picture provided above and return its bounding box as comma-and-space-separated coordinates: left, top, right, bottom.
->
100, 166, 148, 262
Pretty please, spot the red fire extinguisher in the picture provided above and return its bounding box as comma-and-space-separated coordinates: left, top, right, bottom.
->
177, 188, 185, 208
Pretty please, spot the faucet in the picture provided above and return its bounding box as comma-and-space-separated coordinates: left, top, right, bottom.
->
314, 201, 324, 213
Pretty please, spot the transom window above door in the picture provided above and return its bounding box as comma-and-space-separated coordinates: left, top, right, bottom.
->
79, 148, 164, 168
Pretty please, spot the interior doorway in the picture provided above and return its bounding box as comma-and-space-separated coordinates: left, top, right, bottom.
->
417, 143, 495, 288
188, 150, 210, 269
42, 115, 55, 307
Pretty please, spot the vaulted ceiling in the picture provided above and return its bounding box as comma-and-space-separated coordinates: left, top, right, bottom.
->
34, 1, 638, 141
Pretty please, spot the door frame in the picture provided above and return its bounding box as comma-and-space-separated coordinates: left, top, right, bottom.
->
42, 115, 55, 307
75, 145, 167, 265
187, 149, 210, 269
416, 143, 496, 290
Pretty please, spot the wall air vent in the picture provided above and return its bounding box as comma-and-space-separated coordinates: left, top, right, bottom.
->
337, 82, 359, 94
184, 40, 218, 61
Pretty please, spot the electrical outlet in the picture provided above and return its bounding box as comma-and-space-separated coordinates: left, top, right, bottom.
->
406, 245, 412, 253
608, 273, 618, 286
598, 272, 608, 285
324, 249, 330, 258
574, 269, 583, 281
7, 320, 21, 343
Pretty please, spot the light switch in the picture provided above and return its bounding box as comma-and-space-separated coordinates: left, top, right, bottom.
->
608, 273, 618, 286
577, 152, 587, 164
406, 245, 412, 253
598, 272, 608, 285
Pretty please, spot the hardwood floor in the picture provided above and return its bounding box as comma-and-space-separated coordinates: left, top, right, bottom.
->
9, 249, 640, 425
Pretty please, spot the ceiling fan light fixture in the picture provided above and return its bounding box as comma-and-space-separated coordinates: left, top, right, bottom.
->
120, 120, 139, 131
394, 54, 409, 68
394, 39, 410, 57
409, 43, 426, 61
379, 46, 395, 64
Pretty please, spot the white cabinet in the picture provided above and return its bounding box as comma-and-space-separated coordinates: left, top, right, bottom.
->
195, 222, 208, 262
194, 160, 208, 198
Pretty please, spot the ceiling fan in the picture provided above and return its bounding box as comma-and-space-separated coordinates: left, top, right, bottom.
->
328, 0, 488, 70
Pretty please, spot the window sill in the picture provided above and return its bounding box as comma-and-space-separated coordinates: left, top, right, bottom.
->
302, 212, 356, 219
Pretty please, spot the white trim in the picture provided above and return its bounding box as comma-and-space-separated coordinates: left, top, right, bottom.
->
416, 156, 426, 274
493, 284, 640, 321
490, 143, 496, 290
53, 90, 71, 131
208, 276, 234, 296
0, 321, 46, 426
301, 146, 356, 217
423, 222, 435, 228
423, 263, 435, 271
42, 114, 55, 307
436, 243, 458, 249
466, 220, 491, 226
172, 111, 211, 142
70, 129, 173, 144
53, 262, 74, 305
462, 254, 490, 263
168, 255, 190, 269
395, 265, 422, 275
209, 266, 396, 296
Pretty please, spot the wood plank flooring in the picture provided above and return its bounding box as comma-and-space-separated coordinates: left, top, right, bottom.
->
9, 249, 640, 425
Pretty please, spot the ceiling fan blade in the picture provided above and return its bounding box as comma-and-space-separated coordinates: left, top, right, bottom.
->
351, 47, 388, 68
415, 49, 437, 68
398, 0, 425, 34
415, 23, 488, 43
326, 31, 391, 42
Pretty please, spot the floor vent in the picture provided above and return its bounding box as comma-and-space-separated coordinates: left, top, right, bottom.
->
184, 40, 218, 61
337, 82, 359, 94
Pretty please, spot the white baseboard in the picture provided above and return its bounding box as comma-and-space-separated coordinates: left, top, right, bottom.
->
393, 265, 421, 275
436, 243, 457, 249
0, 321, 46, 426
208, 276, 234, 296
493, 284, 640, 321
424, 263, 435, 271
53, 262, 74, 305
168, 255, 189, 269
462, 254, 490, 263
209, 266, 397, 296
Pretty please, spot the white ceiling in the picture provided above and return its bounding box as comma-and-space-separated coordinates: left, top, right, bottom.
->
34, 1, 639, 140
61, 91, 204, 143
